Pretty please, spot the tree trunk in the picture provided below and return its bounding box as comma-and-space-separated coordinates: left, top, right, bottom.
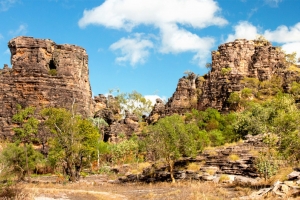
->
24, 144, 31, 182
66, 160, 76, 182
167, 157, 175, 183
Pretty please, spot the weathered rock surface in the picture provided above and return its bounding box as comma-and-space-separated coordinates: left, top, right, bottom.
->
93, 94, 140, 142
0, 36, 93, 138
117, 134, 264, 183
148, 39, 289, 123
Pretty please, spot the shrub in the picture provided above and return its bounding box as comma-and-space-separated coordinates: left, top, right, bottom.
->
228, 154, 240, 162
219, 174, 230, 182
187, 162, 201, 171
49, 69, 57, 76
221, 67, 231, 75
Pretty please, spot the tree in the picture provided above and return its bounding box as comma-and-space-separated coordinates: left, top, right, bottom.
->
116, 90, 153, 120
145, 114, 198, 183
89, 117, 108, 168
41, 107, 99, 181
0, 143, 43, 181
12, 105, 39, 180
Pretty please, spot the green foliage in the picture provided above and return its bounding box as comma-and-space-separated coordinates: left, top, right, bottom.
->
0, 143, 43, 181
285, 52, 297, 66
185, 108, 237, 143
208, 130, 225, 146
256, 151, 279, 181
241, 88, 253, 99
41, 107, 99, 181
233, 93, 300, 165
221, 67, 231, 75
48, 69, 57, 76
111, 90, 153, 121
89, 117, 108, 140
227, 92, 240, 104
145, 114, 199, 182
289, 81, 300, 98
11, 105, 39, 180
254, 35, 271, 46
259, 76, 283, 97
110, 139, 139, 165
12, 105, 39, 144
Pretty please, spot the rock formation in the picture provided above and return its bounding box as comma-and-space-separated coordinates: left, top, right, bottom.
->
93, 94, 140, 142
148, 39, 289, 123
0, 36, 93, 138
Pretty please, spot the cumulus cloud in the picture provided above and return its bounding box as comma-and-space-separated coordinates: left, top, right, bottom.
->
160, 24, 215, 66
264, 23, 300, 43
226, 21, 259, 42
226, 21, 300, 62
144, 95, 167, 106
0, 0, 17, 12
264, 22, 300, 62
9, 24, 27, 36
282, 42, 300, 63
109, 34, 154, 66
79, 0, 227, 67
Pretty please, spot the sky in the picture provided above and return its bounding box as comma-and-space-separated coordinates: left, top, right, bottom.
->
0, 0, 299, 103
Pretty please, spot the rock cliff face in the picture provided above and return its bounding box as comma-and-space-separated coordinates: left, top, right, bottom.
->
0, 36, 93, 138
93, 94, 140, 143
148, 39, 288, 123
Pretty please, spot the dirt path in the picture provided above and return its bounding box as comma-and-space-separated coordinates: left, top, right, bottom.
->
27, 187, 128, 200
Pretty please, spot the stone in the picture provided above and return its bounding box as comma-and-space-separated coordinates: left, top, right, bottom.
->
0, 36, 93, 138
234, 175, 258, 185
147, 39, 288, 123
280, 184, 289, 194
287, 171, 300, 180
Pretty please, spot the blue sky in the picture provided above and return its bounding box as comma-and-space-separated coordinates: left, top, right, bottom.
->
0, 0, 299, 103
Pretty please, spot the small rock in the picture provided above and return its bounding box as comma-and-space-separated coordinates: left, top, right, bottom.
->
280, 184, 289, 194
287, 171, 300, 180
202, 175, 216, 181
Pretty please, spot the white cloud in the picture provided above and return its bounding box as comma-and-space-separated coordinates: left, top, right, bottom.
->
78, 0, 227, 30
0, 0, 17, 12
109, 34, 153, 66
144, 95, 167, 106
282, 42, 300, 63
79, 0, 227, 67
226, 21, 300, 63
0, 33, 3, 40
226, 21, 259, 42
159, 23, 215, 66
264, 23, 300, 43
264, 0, 283, 7
263, 22, 300, 61
9, 24, 27, 36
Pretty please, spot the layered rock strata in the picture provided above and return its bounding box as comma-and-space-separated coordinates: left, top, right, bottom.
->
0, 36, 93, 138
93, 94, 139, 142
148, 39, 288, 123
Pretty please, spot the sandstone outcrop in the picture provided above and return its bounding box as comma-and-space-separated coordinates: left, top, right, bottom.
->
148, 39, 289, 123
116, 134, 264, 183
93, 94, 140, 142
0, 36, 93, 138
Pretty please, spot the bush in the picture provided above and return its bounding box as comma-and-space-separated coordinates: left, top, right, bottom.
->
49, 69, 57, 76
221, 67, 231, 75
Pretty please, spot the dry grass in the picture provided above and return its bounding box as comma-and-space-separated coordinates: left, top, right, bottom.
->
268, 166, 294, 184
10, 178, 300, 200
228, 154, 240, 162
186, 162, 202, 172
219, 174, 230, 182
17, 180, 257, 200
